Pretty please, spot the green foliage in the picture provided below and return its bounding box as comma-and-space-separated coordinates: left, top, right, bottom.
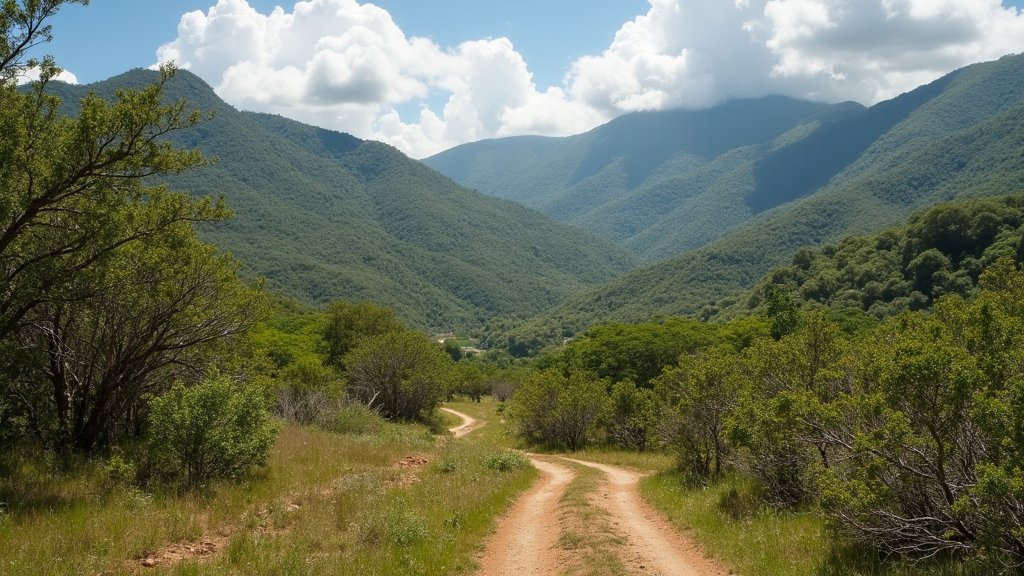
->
323, 300, 404, 369
509, 369, 608, 451
451, 361, 489, 402
0, 9, 263, 452
552, 318, 718, 386
730, 312, 848, 506
482, 450, 528, 472
734, 195, 1024, 321
343, 330, 452, 421
606, 380, 657, 451
147, 374, 277, 487
656, 346, 742, 482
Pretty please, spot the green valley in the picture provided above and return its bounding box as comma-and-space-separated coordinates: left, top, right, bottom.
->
47, 70, 637, 331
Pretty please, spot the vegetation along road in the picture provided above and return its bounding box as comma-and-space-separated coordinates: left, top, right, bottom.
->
444, 407, 727, 575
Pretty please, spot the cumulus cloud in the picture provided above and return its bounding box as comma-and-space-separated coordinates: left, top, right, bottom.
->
157, 0, 1024, 158
18, 66, 78, 85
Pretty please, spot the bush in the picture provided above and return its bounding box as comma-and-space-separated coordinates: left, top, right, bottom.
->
483, 450, 528, 472
274, 356, 343, 424
147, 374, 277, 487
344, 330, 451, 421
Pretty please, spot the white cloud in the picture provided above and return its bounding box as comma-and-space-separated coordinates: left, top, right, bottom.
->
18, 66, 79, 85
157, 0, 1024, 158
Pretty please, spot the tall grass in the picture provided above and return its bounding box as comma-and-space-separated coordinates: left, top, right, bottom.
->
0, 402, 535, 576
640, 473, 995, 576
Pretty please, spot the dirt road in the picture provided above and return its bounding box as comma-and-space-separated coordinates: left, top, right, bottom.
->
475, 453, 727, 576
564, 458, 728, 576
440, 407, 484, 437
476, 457, 576, 576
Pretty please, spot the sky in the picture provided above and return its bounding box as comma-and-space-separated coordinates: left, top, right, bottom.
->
35, 0, 1024, 158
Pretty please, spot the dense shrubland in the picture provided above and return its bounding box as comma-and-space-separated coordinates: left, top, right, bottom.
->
505, 253, 1024, 570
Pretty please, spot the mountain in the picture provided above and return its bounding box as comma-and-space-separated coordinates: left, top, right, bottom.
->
488, 54, 1024, 350
48, 70, 638, 330
426, 96, 865, 260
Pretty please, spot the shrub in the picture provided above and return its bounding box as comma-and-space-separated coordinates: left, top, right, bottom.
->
344, 330, 451, 421
483, 450, 528, 472
147, 374, 277, 487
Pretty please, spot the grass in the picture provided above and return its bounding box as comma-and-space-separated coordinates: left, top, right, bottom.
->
555, 460, 628, 576
555, 448, 675, 473
640, 473, 997, 576
0, 400, 536, 576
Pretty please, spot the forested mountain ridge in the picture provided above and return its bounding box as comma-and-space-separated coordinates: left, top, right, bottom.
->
427, 54, 1024, 266
48, 70, 638, 330
487, 54, 1024, 351
426, 97, 862, 260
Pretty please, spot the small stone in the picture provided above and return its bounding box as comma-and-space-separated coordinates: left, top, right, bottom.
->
141, 558, 158, 568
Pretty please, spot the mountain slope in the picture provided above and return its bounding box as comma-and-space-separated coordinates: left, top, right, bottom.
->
499, 54, 1024, 346
426, 97, 863, 260
49, 70, 638, 330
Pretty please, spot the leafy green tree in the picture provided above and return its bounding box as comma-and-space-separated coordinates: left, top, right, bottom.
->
731, 312, 848, 505
764, 285, 798, 340
1, 59, 212, 341
820, 313, 985, 558
452, 361, 488, 402
0, 2, 251, 451
510, 369, 608, 450
322, 300, 404, 369
606, 380, 657, 451
10, 228, 262, 451
147, 373, 277, 487
553, 318, 716, 387
343, 330, 451, 421
656, 347, 741, 481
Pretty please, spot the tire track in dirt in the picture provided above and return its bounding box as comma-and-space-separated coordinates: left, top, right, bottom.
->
441, 406, 485, 437
563, 458, 729, 576
476, 457, 576, 576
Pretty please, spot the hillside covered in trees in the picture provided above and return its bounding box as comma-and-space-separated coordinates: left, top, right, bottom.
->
489, 54, 1024, 350
720, 195, 1024, 320
47, 71, 638, 331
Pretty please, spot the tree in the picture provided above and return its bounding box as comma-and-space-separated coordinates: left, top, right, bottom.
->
322, 300, 404, 369
343, 330, 451, 421
820, 313, 985, 558
607, 380, 657, 451
656, 346, 741, 481
510, 369, 608, 451
1, 61, 213, 340
0, 1, 260, 451
730, 312, 848, 506
10, 227, 262, 451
